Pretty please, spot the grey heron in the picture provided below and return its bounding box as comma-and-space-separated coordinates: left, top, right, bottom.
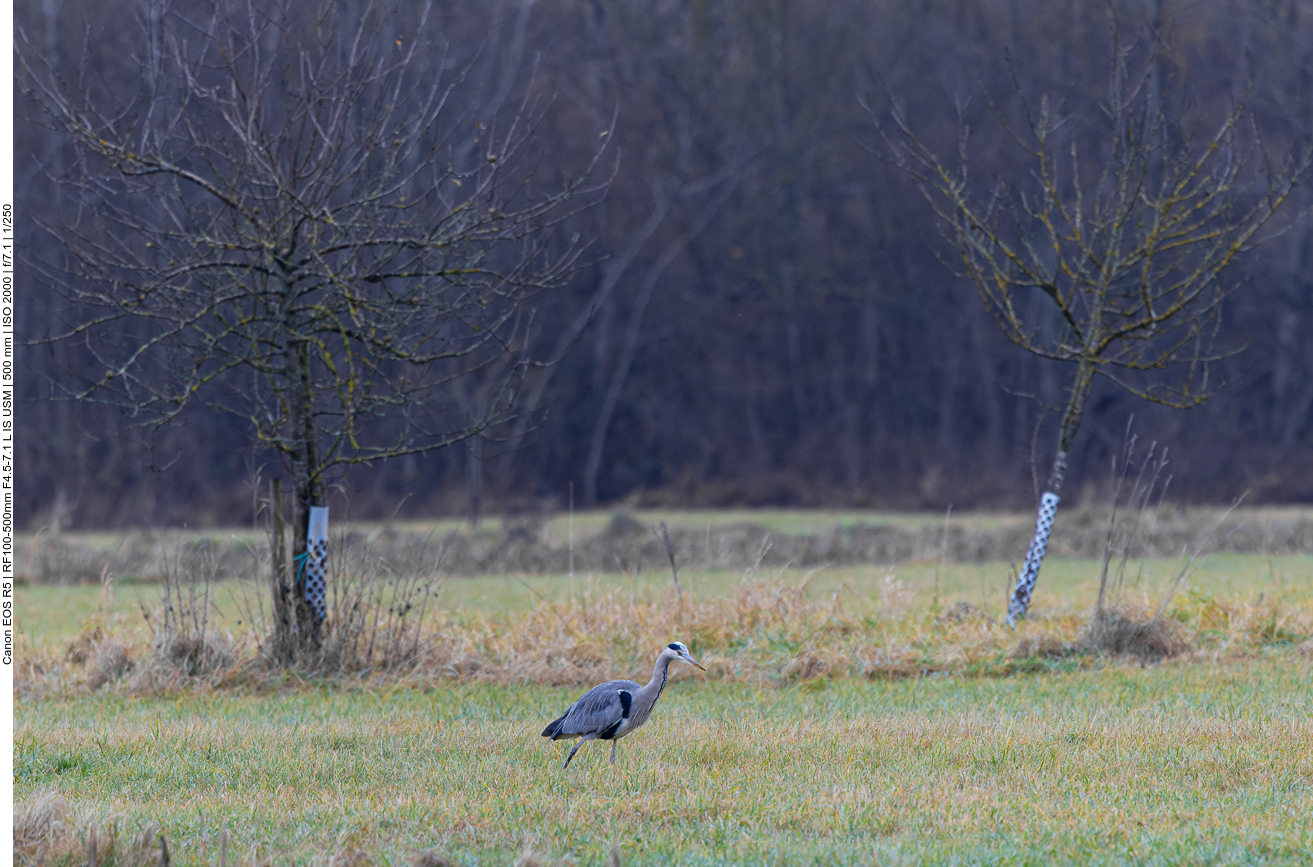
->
541, 642, 707, 768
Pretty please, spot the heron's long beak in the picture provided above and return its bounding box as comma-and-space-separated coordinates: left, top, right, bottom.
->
684, 652, 707, 672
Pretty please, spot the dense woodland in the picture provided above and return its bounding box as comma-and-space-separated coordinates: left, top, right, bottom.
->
15, 0, 1313, 530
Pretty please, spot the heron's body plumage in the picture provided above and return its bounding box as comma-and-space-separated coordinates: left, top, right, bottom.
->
542, 643, 703, 768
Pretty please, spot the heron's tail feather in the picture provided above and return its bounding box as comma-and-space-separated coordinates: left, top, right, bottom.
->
542, 714, 567, 739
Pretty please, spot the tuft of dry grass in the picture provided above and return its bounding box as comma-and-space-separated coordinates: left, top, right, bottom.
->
128, 630, 239, 693
13, 789, 71, 865
937, 600, 991, 624
87, 638, 134, 690
59, 616, 139, 692
505, 837, 578, 867
407, 849, 456, 867
13, 790, 169, 867
1082, 603, 1189, 661
1010, 635, 1076, 660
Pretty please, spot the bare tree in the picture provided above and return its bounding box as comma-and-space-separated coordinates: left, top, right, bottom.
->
883, 27, 1308, 624
19, 0, 604, 656
17, 0, 1313, 531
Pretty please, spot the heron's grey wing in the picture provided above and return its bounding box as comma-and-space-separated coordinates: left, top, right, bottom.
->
557, 679, 640, 737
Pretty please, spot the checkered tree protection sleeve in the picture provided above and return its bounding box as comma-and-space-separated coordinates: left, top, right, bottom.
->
304, 506, 329, 624
1006, 492, 1059, 627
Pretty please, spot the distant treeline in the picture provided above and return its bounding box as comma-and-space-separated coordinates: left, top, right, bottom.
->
16, 0, 1313, 530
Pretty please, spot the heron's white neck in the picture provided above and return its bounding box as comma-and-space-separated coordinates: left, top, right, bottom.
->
643, 649, 678, 703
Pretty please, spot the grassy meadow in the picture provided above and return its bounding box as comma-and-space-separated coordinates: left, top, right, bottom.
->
12, 509, 1313, 866
14, 662, 1313, 866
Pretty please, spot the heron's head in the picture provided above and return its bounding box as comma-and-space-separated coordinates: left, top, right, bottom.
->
666, 641, 707, 671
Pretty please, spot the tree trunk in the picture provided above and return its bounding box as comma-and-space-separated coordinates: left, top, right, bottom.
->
582, 274, 657, 507
1005, 359, 1094, 626
274, 340, 328, 656
581, 202, 695, 507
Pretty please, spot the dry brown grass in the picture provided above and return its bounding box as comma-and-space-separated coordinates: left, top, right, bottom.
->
127, 630, 240, 693
21, 570, 1313, 700
13, 790, 170, 867
406, 849, 457, 867
406, 579, 948, 687
1082, 603, 1189, 661
13, 789, 71, 865
87, 638, 134, 691
1010, 634, 1077, 659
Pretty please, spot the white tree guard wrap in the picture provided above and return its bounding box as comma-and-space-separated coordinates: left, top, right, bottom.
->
303, 506, 329, 624
1006, 492, 1059, 627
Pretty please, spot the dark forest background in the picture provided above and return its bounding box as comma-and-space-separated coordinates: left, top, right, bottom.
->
15, 0, 1313, 531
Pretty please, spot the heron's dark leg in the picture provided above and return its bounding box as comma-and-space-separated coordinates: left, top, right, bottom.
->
610, 741, 617, 764
562, 734, 596, 770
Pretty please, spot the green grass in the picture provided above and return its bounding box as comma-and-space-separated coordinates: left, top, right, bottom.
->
15, 658, 1313, 865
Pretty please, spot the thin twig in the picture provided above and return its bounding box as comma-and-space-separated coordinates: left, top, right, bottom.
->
656, 522, 682, 602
